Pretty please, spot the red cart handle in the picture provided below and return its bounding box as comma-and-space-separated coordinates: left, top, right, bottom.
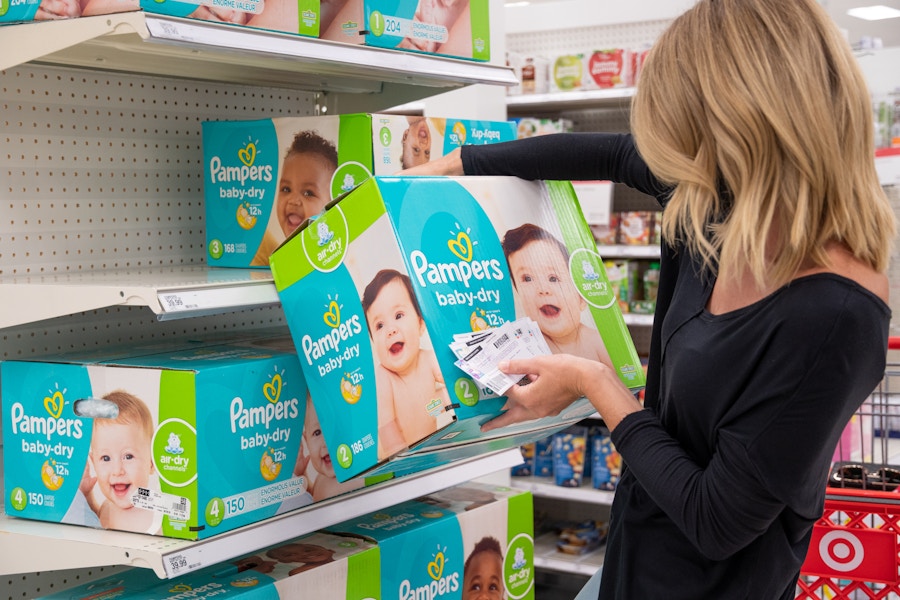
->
890, 337, 900, 350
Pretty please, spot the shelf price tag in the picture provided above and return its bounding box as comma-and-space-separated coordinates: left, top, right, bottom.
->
158, 291, 202, 313
166, 553, 189, 576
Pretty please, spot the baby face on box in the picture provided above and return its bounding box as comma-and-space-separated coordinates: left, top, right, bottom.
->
204, 119, 339, 268
3, 346, 313, 538
4, 364, 167, 535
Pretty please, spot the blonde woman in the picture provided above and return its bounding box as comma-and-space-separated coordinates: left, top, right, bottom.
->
402, 0, 895, 597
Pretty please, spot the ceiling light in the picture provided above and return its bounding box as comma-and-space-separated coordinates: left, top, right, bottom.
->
846, 5, 900, 20
505, 1, 531, 6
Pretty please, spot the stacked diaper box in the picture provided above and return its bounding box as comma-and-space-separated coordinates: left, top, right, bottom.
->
327, 481, 535, 600
0, 0, 321, 38
36, 530, 380, 599
38, 482, 532, 600
2, 337, 318, 540
202, 114, 516, 267
319, 0, 491, 61
269, 175, 645, 482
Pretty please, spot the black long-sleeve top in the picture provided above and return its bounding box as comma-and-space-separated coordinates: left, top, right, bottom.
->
462, 133, 890, 599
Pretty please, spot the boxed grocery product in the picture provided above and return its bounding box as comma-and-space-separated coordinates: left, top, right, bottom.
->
534, 436, 554, 477
269, 176, 645, 481
582, 49, 634, 89
507, 52, 550, 96
37, 531, 380, 599
590, 427, 621, 491
510, 442, 535, 476
604, 259, 631, 312
618, 211, 653, 245
550, 53, 585, 92
202, 114, 515, 267
2, 340, 316, 540
552, 425, 587, 488
0, 0, 320, 38
513, 117, 574, 139
328, 482, 535, 600
319, 0, 490, 61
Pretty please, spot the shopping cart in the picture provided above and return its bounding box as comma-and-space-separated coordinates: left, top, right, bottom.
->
796, 338, 900, 599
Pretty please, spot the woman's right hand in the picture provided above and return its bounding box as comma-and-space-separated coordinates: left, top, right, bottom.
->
398, 147, 464, 176
482, 353, 643, 433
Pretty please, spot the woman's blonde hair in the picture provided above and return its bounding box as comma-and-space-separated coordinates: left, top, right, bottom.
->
631, 0, 894, 288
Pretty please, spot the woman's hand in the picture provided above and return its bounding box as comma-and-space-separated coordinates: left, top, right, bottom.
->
398, 147, 464, 176
481, 353, 643, 432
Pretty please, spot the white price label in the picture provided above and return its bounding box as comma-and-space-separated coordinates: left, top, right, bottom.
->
132, 487, 191, 521
167, 553, 189, 576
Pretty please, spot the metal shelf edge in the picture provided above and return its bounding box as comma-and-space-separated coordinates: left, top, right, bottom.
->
0, 448, 522, 578
3, 12, 517, 92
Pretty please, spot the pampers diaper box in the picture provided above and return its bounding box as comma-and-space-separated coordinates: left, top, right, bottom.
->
320, 0, 490, 61
37, 531, 380, 599
0, 0, 320, 39
327, 482, 535, 600
2, 340, 315, 540
202, 114, 515, 268
269, 176, 645, 481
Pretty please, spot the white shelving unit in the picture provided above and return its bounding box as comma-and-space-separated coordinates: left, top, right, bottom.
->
0, 267, 278, 327
0, 13, 520, 597
0, 448, 521, 578
513, 476, 616, 507
534, 532, 606, 577
514, 477, 614, 577
506, 87, 635, 115
1, 12, 516, 106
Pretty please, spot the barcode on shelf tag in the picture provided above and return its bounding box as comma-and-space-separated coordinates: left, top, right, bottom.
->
132, 487, 191, 521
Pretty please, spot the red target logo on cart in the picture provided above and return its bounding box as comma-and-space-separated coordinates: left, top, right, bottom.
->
802, 525, 898, 583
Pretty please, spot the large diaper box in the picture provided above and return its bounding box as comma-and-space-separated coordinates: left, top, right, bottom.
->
269, 175, 645, 482
320, 0, 490, 61
328, 482, 535, 600
2, 340, 318, 540
0, 0, 320, 38
202, 114, 515, 267
37, 530, 380, 599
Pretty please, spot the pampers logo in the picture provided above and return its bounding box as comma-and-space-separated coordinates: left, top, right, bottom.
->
301, 296, 364, 376
399, 545, 460, 600
166, 582, 224, 599
229, 366, 300, 450
409, 223, 504, 308
10, 384, 83, 461
208, 139, 273, 187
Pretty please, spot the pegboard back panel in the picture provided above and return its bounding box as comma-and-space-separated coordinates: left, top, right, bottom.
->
0, 64, 315, 597
1, 65, 317, 276
506, 19, 671, 57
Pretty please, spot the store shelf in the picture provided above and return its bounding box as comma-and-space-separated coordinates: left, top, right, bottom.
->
512, 476, 616, 506
506, 88, 635, 115
533, 532, 605, 577
0, 266, 279, 328
623, 313, 654, 327
597, 244, 660, 259
876, 147, 900, 187
0, 12, 517, 96
0, 447, 522, 578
